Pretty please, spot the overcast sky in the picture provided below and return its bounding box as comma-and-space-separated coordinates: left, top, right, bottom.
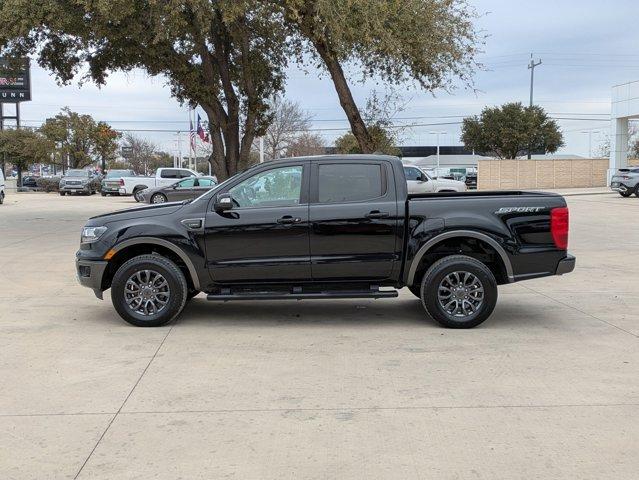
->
7, 0, 639, 158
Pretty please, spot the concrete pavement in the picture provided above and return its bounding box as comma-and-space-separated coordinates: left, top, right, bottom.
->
0, 191, 637, 479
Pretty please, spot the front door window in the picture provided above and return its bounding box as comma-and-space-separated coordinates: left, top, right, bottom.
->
229, 165, 303, 208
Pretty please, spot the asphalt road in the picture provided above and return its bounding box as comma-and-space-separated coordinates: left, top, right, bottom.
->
1, 191, 637, 479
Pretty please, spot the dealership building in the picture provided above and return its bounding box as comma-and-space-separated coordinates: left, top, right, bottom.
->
610, 79, 639, 179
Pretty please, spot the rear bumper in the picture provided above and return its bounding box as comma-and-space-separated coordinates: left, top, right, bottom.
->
610, 182, 634, 193
76, 259, 108, 299
555, 254, 576, 275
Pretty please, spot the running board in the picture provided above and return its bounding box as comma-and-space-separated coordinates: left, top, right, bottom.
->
206, 289, 398, 302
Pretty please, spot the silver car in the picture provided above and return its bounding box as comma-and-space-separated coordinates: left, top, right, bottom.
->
610, 168, 639, 197
138, 176, 217, 204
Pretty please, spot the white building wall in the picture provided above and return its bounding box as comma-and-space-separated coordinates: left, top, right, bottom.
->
610, 80, 639, 179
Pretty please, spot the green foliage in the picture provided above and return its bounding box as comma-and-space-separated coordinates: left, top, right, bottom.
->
461, 103, 565, 159
39, 108, 119, 169
0, 128, 54, 186
334, 125, 399, 156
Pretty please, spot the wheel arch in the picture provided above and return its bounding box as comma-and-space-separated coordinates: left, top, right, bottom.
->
407, 230, 514, 286
104, 237, 200, 290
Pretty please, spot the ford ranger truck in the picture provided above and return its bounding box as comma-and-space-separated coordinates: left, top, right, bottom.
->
76, 155, 575, 329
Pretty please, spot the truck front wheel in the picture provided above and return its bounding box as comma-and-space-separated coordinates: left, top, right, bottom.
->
419, 255, 497, 329
111, 254, 188, 327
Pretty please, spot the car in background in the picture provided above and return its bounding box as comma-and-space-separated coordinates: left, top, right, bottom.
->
101, 169, 136, 196
59, 169, 97, 196
0, 168, 5, 204
462, 172, 477, 190
610, 168, 639, 197
138, 176, 218, 204
118, 167, 200, 201
403, 165, 467, 194
22, 176, 39, 189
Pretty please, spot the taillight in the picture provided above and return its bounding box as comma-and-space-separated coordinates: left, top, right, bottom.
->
550, 207, 569, 250
119, 178, 125, 186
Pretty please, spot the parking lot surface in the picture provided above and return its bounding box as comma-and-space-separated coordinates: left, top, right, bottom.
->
1, 191, 638, 479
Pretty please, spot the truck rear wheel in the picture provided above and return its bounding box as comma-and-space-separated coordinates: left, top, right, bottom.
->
111, 254, 188, 327
419, 255, 497, 329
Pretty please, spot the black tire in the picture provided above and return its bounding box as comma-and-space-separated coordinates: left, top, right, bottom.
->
101, 192, 107, 197
420, 255, 497, 329
634, 187, 639, 198
620, 190, 633, 197
133, 187, 146, 202
0, 192, 4, 204
151, 192, 168, 204
111, 254, 188, 327
59, 191, 66, 196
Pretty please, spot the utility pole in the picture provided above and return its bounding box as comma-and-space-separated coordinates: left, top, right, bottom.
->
527, 53, 542, 159
429, 131, 445, 175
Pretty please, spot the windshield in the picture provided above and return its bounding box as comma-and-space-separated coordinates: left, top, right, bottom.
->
105, 170, 131, 179
66, 170, 88, 177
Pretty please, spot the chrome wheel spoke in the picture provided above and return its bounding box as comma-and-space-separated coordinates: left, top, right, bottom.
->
438, 270, 484, 318
124, 269, 171, 317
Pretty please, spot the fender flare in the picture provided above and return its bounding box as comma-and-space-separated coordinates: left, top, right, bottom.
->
110, 237, 201, 289
406, 230, 514, 285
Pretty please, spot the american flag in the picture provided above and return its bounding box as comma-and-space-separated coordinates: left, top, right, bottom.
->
189, 117, 196, 152
197, 114, 210, 143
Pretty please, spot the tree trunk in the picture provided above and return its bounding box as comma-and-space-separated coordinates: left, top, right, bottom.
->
312, 40, 374, 153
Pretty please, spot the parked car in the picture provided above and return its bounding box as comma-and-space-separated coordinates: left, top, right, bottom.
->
59, 169, 97, 195
101, 169, 136, 196
22, 175, 39, 189
610, 168, 639, 197
0, 168, 5, 204
462, 172, 478, 190
76, 154, 575, 329
403, 165, 467, 194
118, 167, 199, 201
137, 176, 218, 204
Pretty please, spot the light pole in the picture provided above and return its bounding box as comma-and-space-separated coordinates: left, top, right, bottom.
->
527, 53, 542, 159
580, 130, 601, 158
428, 131, 446, 174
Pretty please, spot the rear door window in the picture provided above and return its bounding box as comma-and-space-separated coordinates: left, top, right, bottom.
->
161, 169, 179, 179
317, 163, 384, 203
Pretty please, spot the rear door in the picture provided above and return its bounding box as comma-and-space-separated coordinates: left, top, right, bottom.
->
309, 160, 400, 281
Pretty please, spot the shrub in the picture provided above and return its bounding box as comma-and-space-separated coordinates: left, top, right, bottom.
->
36, 176, 62, 192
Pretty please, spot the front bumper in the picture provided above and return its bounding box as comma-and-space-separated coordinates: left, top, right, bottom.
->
76, 258, 108, 299
61, 184, 91, 193
555, 254, 576, 275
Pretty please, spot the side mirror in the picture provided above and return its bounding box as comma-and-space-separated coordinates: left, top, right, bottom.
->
214, 193, 234, 212
420, 173, 429, 182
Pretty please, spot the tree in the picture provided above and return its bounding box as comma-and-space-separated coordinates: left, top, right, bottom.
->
261, 97, 312, 161
0, 129, 53, 187
461, 103, 564, 159
286, 132, 325, 157
334, 89, 405, 155
0, 1, 289, 181
122, 134, 158, 175
40, 108, 101, 169
94, 122, 122, 173
0, 1, 480, 180
281, 0, 480, 153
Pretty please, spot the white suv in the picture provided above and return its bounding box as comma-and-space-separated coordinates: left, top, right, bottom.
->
0, 168, 5, 204
403, 165, 467, 194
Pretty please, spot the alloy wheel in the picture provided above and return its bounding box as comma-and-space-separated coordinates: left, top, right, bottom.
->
124, 269, 170, 316
437, 271, 484, 318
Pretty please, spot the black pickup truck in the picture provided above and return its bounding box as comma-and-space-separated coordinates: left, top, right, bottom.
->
76, 155, 575, 328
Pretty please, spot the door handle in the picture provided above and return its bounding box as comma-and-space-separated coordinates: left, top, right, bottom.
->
365, 210, 390, 219
277, 215, 302, 224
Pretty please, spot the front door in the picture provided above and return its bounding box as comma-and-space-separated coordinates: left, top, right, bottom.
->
204, 163, 311, 284
309, 161, 400, 281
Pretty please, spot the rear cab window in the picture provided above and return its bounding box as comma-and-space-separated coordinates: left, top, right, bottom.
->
316, 163, 385, 204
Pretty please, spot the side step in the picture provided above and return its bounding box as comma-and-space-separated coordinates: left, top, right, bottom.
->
206, 288, 399, 302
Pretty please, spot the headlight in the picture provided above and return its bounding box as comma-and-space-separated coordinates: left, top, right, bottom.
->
81, 226, 107, 243
60, 179, 66, 185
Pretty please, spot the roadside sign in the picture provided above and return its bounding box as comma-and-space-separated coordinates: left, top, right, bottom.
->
121, 146, 134, 158
0, 58, 31, 103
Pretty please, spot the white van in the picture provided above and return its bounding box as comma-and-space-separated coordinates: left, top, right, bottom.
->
0, 168, 5, 204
